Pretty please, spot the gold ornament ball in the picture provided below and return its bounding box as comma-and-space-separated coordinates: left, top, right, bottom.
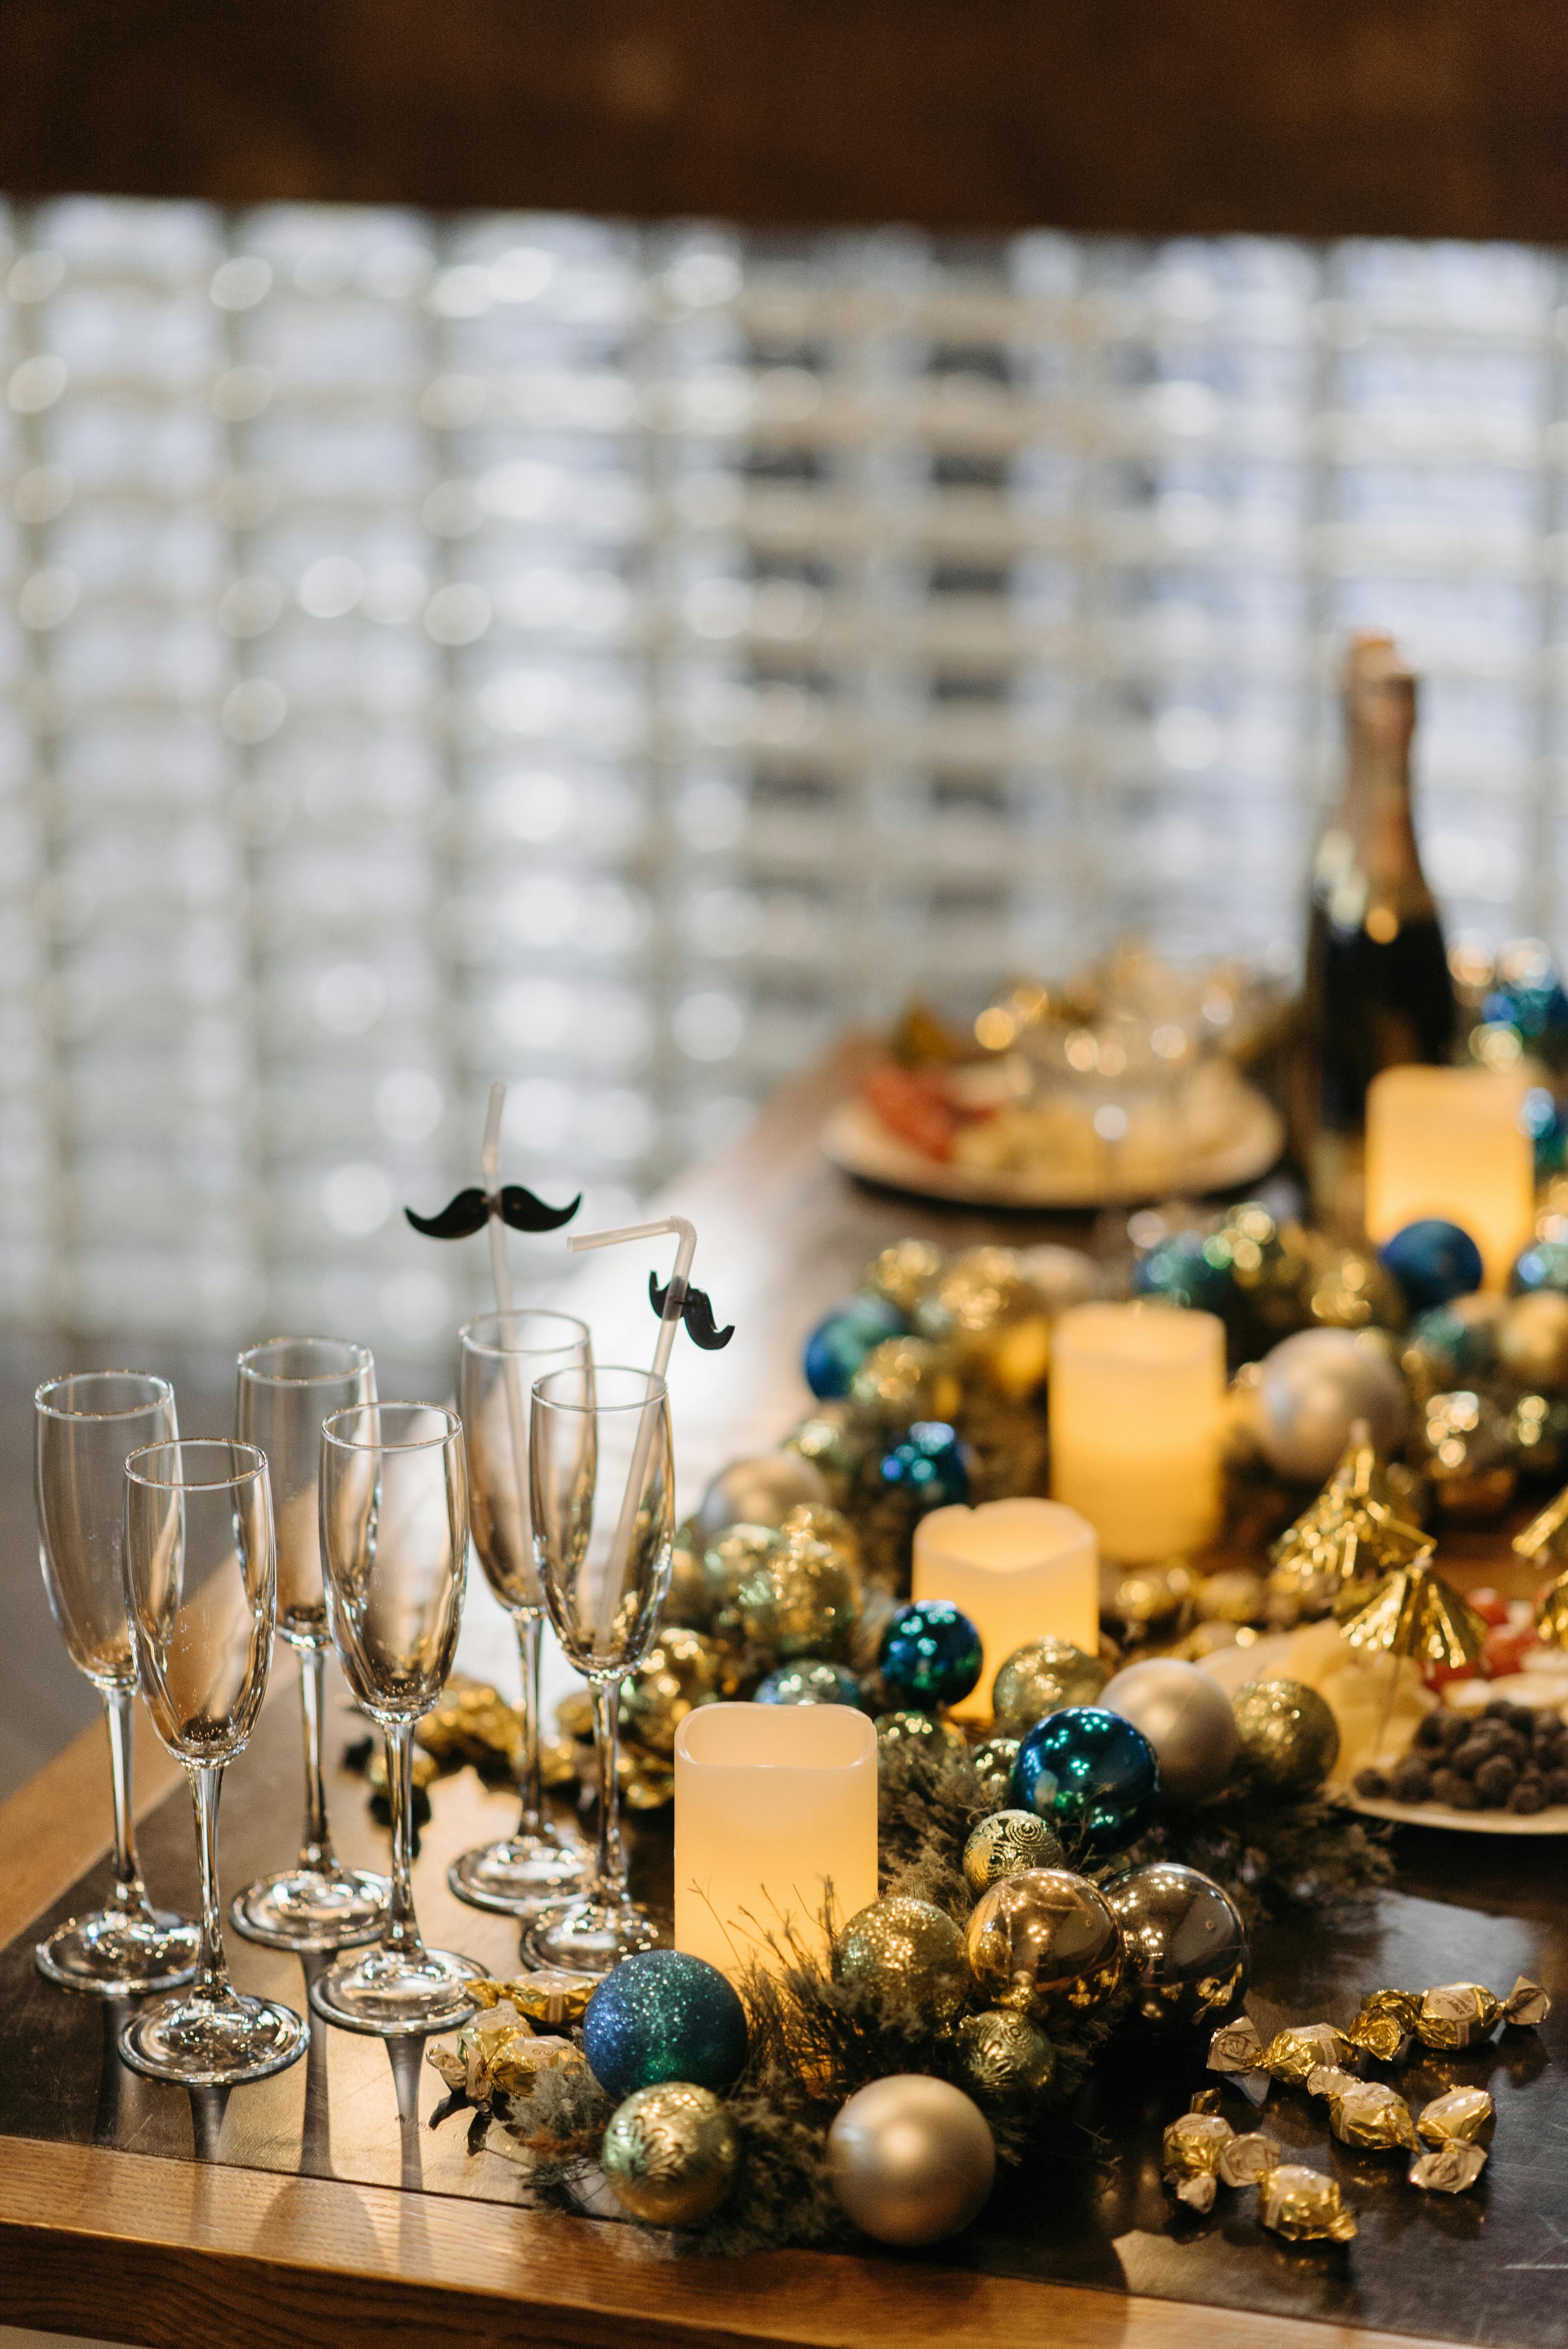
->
952, 2009, 1056, 2100
778, 1502, 861, 1572
874, 1709, 968, 1761
914, 1246, 1052, 1402
1305, 1244, 1406, 1332
618, 1628, 721, 1757
739, 1535, 861, 1658
850, 1335, 961, 1424
962, 1808, 1064, 1896
781, 1407, 867, 1502
1499, 1292, 1568, 1392
1195, 1568, 1266, 1626
663, 1520, 712, 1629
832, 1896, 972, 2028
991, 1638, 1107, 1738
600, 2082, 740, 2227
969, 1736, 1021, 1803
827, 2075, 995, 2246
1413, 1390, 1517, 1521
1231, 1678, 1340, 1794
693, 1453, 831, 1544
965, 1867, 1124, 2024
702, 1523, 781, 1638
864, 1237, 945, 1316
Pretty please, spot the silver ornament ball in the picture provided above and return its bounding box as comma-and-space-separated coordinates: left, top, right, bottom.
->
827, 2074, 996, 2245
1255, 1328, 1409, 1483
692, 1453, 832, 1544
1101, 1860, 1250, 2035
1100, 1658, 1240, 1804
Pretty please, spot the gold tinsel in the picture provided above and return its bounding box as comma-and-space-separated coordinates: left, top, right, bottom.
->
1334, 1559, 1488, 1670
1517, 1484, 1568, 1650
1268, 1430, 1430, 1593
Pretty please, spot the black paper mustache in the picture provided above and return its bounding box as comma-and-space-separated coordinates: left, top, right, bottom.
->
649, 1271, 734, 1351
404, 1184, 582, 1240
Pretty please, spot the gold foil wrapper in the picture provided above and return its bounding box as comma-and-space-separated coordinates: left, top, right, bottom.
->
1345, 1989, 1420, 2064
424, 2001, 585, 2103
472, 1969, 598, 2029
1207, 2015, 1265, 2074
1415, 1983, 1501, 2049
1502, 1974, 1551, 2028
1258, 2022, 1352, 2086
1217, 2131, 1282, 2187
1306, 2064, 1362, 2102
1416, 2087, 1495, 2146
1409, 2142, 1488, 2194
1323, 2078, 1418, 2152
1259, 2163, 1358, 2244
417, 1679, 522, 1770
1162, 2103, 1235, 2214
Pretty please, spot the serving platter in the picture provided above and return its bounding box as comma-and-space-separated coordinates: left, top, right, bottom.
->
1345, 1790, 1568, 1835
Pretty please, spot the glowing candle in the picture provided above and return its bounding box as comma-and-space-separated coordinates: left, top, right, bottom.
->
673, 1702, 878, 1981
912, 1498, 1098, 1721
1050, 1303, 1225, 1564
1365, 1065, 1534, 1292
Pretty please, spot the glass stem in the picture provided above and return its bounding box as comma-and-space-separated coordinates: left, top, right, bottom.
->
297, 1645, 334, 1873
383, 1722, 423, 1959
102, 1683, 149, 1919
590, 1677, 624, 1899
515, 1610, 545, 1840
188, 1762, 229, 2002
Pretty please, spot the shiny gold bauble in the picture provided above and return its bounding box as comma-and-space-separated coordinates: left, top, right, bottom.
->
1194, 1568, 1266, 1625
1499, 1292, 1568, 1392
952, 2009, 1056, 2100
618, 1627, 722, 1757
850, 1335, 961, 1423
738, 1534, 861, 1659
1412, 1390, 1517, 1521
968, 1736, 1021, 1804
874, 1709, 968, 1759
991, 1638, 1107, 1738
600, 2082, 741, 2227
778, 1502, 860, 1572
1305, 1244, 1406, 1332
702, 1523, 781, 1638
914, 1246, 1052, 1401
1231, 1677, 1340, 1793
1103, 1562, 1189, 1637
663, 1519, 712, 1629
965, 1867, 1124, 2024
832, 1895, 971, 2027
781, 1406, 867, 1502
864, 1237, 945, 1316
961, 1808, 1064, 1896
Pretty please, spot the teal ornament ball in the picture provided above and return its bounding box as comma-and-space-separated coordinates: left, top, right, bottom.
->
1514, 1238, 1568, 1297
1011, 1706, 1160, 1854
1133, 1230, 1235, 1316
878, 1421, 969, 1512
755, 1659, 863, 1707
803, 1296, 908, 1399
582, 1950, 748, 2103
1378, 1219, 1483, 1313
879, 1599, 983, 1711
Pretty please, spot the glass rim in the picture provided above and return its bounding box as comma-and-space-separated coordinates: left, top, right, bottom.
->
530, 1364, 668, 1416
321, 1400, 462, 1454
35, 1369, 175, 1423
124, 1436, 267, 1492
237, 1336, 375, 1387
459, 1307, 590, 1362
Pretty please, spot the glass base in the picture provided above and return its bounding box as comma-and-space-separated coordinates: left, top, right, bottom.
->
36, 1905, 199, 1998
309, 1943, 484, 2038
447, 1829, 587, 1918
229, 1863, 390, 1952
521, 1894, 667, 1977
119, 1985, 308, 2086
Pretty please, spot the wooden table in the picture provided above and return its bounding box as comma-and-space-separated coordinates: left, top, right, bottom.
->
0, 1045, 1560, 2349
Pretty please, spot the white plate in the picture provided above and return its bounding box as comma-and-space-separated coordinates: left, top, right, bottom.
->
1347, 1792, 1568, 1835
821, 1086, 1286, 1209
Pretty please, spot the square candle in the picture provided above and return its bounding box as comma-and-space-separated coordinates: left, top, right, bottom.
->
1365, 1064, 1534, 1292
1050, 1302, 1225, 1564
673, 1702, 879, 1981
912, 1497, 1098, 1721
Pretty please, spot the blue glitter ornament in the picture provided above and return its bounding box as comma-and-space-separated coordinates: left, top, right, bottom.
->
878, 1421, 969, 1512
879, 1599, 983, 1712
1011, 1706, 1160, 1854
1514, 1237, 1568, 1297
755, 1659, 863, 1707
1377, 1219, 1483, 1313
803, 1296, 907, 1400
583, 1949, 748, 2103
1132, 1230, 1235, 1317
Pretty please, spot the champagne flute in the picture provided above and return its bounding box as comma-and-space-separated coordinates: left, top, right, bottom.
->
229, 1337, 389, 1951
312, 1403, 482, 2037
33, 1372, 199, 1996
119, 1440, 307, 2085
523, 1364, 674, 1975
447, 1308, 591, 1917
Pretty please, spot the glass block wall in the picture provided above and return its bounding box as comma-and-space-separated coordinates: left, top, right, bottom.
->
0, 199, 1561, 1341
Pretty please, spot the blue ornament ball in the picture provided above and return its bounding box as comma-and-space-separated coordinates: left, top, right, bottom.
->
1514, 1237, 1568, 1298
582, 1949, 749, 2104
755, 1659, 863, 1707
803, 1296, 907, 1400
1010, 1706, 1160, 1855
879, 1600, 983, 1712
878, 1420, 969, 1512
1377, 1218, 1484, 1313
1132, 1231, 1235, 1316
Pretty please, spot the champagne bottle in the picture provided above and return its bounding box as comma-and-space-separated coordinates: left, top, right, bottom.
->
1295, 633, 1456, 1221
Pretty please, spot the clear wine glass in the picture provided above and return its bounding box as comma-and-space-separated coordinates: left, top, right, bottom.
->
229, 1337, 389, 1952
311, 1402, 483, 2037
447, 1308, 592, 1918
119, 1440, 307, 2085
33, 1373, 199, 1997
523, 1364, 674, 1975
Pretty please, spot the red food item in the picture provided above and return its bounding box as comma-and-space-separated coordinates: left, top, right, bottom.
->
862, 1063, 961, 1162
1423, 1660, 1479, 1691
1467, 1588, 1511, 1629
1483, 1622, 1538, 1680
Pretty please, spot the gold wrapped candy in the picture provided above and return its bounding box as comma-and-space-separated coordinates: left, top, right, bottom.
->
472, 1969, 597, 2029
1415, 1976, 1549, 2049
1259, 2163, 1357, 2243
1162, 2094, 1236, 2213
1344, 1988, 1420, 2063
1207, 2014, 1265, 2077
424, 2000, 584, 2103
1417, 2087, 1495, 2145
1410, 2142, 1488, 2194
1217, 2130, 1282, 2187
1321, 2078, 1418, 2152
1256, 2022, 1353, 2086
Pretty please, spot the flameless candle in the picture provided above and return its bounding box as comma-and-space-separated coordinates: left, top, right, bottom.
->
674, 1702, 878, 1981
1364, 1065, 1534, 1292
912, 1498, 1098, 1721
1050, 1303, 1225, 1564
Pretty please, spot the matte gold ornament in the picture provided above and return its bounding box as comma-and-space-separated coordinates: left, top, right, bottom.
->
1335, 1561, 1487, 1674
600, 2082, 741, 2227
618, 1628, 722, 1757
738, 1534, 861, 1659
832, 1896, 971, 2028
1498, 1289, 1568, 1390
991, 1638, 1108, 1738
850, 1334, 962, 1423
969, 1736, 1021, 1803
951, 2010, 1056, 2100
961, 1808, 1065, 1896
965, 1866, 1123, 2025
1231, 1678, 1341, 1793
827, 2074, 995, 2246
